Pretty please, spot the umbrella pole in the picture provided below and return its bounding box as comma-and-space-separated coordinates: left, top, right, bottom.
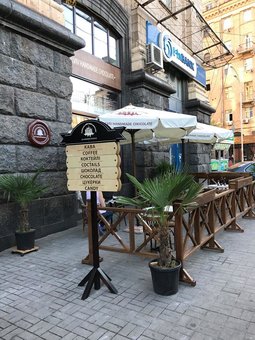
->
130, 131, 136, 178
182, 140, 185, 164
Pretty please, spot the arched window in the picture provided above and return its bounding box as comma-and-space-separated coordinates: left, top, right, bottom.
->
63, 5, 120, 67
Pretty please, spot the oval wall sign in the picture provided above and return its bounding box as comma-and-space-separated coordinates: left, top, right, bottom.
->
27, 120, 51, 147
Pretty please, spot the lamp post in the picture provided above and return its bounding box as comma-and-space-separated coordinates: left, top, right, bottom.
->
239, 91, 244, 162
231, 70, 244, 162
234, 74, 244, 162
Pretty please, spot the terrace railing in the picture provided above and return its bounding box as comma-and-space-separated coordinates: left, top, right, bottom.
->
83, 174, 255, 286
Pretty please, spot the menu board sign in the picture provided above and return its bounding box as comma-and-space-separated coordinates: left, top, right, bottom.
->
66, 142, 121, 191
61, 120, 125, 192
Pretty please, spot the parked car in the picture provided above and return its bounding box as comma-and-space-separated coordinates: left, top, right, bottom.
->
228, 161, 255, 179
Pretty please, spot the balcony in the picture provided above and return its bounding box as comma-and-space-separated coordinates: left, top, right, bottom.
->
237, 42, 255, 54
242, 94, 255, 104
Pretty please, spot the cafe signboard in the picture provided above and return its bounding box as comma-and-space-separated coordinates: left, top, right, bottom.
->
61, 120, 125, 192
71, 50, 121, 91
61, 120, 125, 299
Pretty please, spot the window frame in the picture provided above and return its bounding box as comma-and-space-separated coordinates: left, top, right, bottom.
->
224, 86, 233, 99
225, 110, 233, 122
244, 81, 253, 100
224, 40, 232, 52
245, 33, 253, 49
244, 58, 253, 72
243, 9, 252, 22
223, 17, 232, 30
244, 107, 253, 119
63, 4, 120, 67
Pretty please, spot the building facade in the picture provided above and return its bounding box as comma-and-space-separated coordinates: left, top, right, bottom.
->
0, 0, 217, 250
203, 0, 255, 162
62, 0, 216, 182
0, 0, 84, 250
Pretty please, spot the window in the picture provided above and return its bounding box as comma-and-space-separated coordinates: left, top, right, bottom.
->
244, 58, 253, 72
76, 10, 92, 53
206, 3, 213, 10
223, 17, 232, 30
224, 64, 229, 76
246, 164, 255, 173
63, 5, 74, 32
245, 34, 252, 49
203, 27, 210, 38
224, 87, 233, 99
71, 77, 120, 118
94, 21, 108, 60
109, 32, 120, 66
244, 107, 253, 118
225, 110, 233, 122
224, 40, 232, 51
244, 81, 253, 100
63, 5, 120, 67
243, 9, 252, 22
159, 0, 172, 11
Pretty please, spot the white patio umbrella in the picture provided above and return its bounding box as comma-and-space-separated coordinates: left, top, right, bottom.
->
183, 123, 234, 144
99, 104, 197, 176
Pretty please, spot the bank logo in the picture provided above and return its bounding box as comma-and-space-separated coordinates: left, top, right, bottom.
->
162, 35, 173, 59
159, 31, 197, 78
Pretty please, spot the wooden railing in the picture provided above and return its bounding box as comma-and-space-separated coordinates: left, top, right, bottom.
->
83, 174, 255, 286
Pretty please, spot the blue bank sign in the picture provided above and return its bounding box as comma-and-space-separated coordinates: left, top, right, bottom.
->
147, 22, 206, 87
159, 31, 197, 78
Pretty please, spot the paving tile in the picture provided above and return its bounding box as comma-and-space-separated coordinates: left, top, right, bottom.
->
1, 220, 255, 340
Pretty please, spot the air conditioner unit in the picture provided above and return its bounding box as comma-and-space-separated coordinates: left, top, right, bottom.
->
146, 43, 163, 70
227, 121, 233, 126
243, 118, 249, 123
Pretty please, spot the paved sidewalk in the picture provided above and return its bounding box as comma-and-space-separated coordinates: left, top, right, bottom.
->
1, 217, 255, 340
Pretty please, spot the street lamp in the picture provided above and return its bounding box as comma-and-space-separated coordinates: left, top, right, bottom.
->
226, 63, 244, 162
233, 74, 244, 162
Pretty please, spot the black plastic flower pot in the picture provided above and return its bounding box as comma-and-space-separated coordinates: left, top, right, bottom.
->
149, 259, 181, 295
15, 229, 35, 251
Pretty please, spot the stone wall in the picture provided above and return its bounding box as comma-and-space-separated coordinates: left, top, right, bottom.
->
0, 0, 84, 251
15, 0, 64, 24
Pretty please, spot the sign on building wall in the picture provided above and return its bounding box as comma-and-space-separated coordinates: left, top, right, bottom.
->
146, 21, 206, 87
27, 120, 51, 147
71, 50, 121, 91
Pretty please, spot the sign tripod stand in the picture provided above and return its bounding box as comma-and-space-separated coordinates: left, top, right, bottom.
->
78, 191, 117, 299
61, 120, 125, 299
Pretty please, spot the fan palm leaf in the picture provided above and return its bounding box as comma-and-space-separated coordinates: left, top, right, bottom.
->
117, 170, 202, 267
0, 171, 47, 232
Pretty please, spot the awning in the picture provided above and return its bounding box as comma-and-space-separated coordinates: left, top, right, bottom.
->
183, 123, 234, 144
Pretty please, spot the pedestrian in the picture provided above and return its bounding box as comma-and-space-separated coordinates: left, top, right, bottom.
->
86, 191, 113, 235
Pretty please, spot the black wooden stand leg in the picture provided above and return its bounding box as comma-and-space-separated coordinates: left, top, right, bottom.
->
97, 268, 117, 293
78, 192, 117, 300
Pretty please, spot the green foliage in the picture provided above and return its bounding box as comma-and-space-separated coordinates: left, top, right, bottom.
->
152, 160, 175, 178
0, 172, 47, 232
117, 170, 202, 267
0, 172, 46, 209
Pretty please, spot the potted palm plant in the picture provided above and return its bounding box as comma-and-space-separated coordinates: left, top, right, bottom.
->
0, 171, 47, 252
117, 169, 202, 295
